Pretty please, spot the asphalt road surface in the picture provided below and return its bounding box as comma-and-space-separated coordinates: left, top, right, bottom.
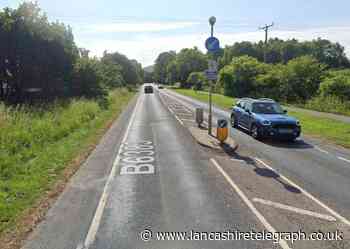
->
23, 87, 279, 249
163, 89, 350, 223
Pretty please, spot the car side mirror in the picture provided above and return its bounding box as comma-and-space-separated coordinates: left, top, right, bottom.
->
283, 110, 287, 114
246, 109, 251, 114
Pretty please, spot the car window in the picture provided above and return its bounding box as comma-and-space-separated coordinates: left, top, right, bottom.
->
236, 101, 241, 108
252, 102, 284, 114
245, 102, 252, 112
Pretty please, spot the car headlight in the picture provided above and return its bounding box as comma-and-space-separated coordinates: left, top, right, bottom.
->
261, 120, 271, 126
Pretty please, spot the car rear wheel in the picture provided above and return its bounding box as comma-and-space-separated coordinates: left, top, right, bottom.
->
230, 114, 237, 128
251, 124, 261, 140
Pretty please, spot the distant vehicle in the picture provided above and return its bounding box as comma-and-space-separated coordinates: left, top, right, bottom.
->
144, 85, 153, 94
230, 98, 301, 141
158, 85, 164, 89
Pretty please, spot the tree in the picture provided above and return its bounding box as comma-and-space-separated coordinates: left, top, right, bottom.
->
154, 51, 176, 84
281, 56, 326, 102
71, 57, 106, 99
102, 52, 142, 85
218, 56, 266, 97
175, 47, 207, 83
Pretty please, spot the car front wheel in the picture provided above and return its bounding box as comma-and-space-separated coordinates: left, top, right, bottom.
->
251, 124, 261, 140
231, 114, 237, 128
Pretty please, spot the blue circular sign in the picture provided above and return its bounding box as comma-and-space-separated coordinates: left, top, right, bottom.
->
205, 37, 220, 53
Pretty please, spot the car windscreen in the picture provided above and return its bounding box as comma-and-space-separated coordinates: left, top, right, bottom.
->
252, 102, 284, 114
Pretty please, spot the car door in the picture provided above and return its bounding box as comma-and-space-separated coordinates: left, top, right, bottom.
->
240, 102, 252, 129
235, 100, 245, 126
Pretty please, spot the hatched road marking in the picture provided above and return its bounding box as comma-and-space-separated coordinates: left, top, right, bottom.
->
252, 198, 336, 222
254, 157, 350, 226
211, 158, 291, 249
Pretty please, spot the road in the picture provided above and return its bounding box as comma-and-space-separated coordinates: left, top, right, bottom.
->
22, 86, 350, 249
163, 89, 350, 221
23, 87, 277, 249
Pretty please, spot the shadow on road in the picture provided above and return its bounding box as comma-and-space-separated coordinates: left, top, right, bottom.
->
223, 147, 302, 194
231, 126, 313, 150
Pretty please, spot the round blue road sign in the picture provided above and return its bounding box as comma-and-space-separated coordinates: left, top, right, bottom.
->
205, 37, 220, 53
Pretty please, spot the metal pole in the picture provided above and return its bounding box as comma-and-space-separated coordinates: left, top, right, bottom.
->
208, 81, 212, 135
211, 25, 213, 37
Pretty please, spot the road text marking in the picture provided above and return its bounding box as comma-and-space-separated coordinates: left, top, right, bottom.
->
210, 158, 291, 249
253, 198, 336, 222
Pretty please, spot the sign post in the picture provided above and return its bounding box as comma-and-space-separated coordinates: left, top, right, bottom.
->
205, 16, 219, 135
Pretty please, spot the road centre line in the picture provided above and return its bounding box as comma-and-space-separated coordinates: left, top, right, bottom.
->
210, 158, 291, 249
78, 94, 142, 249
254, 158, 350, 226
338, 156, 350, 164
252, 198, 336, 222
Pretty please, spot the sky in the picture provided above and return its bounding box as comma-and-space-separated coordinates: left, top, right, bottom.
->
2, 0, 350, 66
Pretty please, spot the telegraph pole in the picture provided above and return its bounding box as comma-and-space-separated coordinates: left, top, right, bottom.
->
259, 22, 274, 62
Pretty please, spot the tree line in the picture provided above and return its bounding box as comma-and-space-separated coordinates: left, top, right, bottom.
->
153, 37, 350, 105
0, 2, 143, 104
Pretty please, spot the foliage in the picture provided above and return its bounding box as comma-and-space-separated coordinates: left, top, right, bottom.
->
153, 48, 207, 85
218, 56, 266, 97
102, 52, 143, 85
154, 51, 176, 84
219, 38, 350, 68
280, 56, 326, 102
319, 69, 350, 101
0, 3, 141, 103
0, 2, 78, 102
175, 47, 207, 83
0, 88, 134, 233
71, 57, 107, 100
186, 72, 207, 90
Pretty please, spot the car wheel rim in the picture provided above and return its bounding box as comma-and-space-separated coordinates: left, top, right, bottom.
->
252, 126, 258, 137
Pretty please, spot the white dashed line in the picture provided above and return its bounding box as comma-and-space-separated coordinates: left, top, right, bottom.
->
252, 198, 336, 222
338, 156, 350, 164
210, 158, 291, 249
313, 146, 329, 154
230, 158, 246, 163
254, 157, 350, 226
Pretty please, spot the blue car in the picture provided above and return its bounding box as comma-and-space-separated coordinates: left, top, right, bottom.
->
230, 98, 301, 141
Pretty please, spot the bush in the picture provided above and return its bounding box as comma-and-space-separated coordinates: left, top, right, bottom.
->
319, 70, 350, 101
187, 72, 207, 91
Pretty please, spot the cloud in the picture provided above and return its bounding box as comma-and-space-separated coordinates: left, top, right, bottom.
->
81, 21, 200, 33
76, 26, 350, 66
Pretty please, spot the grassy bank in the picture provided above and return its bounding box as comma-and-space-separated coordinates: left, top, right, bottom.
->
0, 88, 135, 234
173, 88, 350, 148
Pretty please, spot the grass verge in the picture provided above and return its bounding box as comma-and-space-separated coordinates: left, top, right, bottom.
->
0, 88, 135, 244
173, 88, 350, 148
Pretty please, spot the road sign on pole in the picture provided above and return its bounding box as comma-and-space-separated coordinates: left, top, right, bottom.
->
206, 16, 219, 135
205, 37, 220, 53
205, 70, 217, 81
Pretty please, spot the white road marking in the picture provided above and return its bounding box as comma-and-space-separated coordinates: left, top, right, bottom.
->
230, 158, 246, 163
79, 95, 143, 249
174, 114, 184, 125
313, 146, 329, 154
252, 198, 336, 222
254, 157, 350, 226
210, 158, 291, 249
338, 156, 350, 164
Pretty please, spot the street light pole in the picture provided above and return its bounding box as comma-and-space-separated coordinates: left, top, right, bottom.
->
208, 16, 216, 135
